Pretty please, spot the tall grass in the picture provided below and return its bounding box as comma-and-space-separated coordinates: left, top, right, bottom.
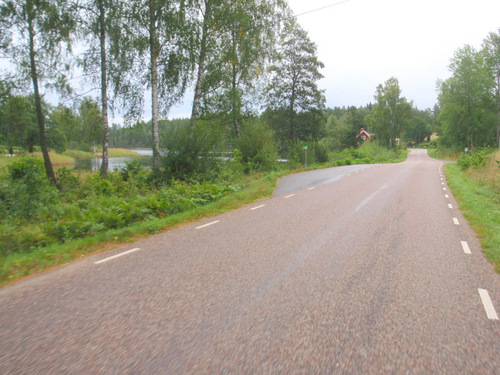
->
444, 150, 500, 272
0, 152, 74, 167
107, 148, 141, 157
62, 150, 95, 159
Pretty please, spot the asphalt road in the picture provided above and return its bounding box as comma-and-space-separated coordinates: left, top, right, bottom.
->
1, 149, 498, 374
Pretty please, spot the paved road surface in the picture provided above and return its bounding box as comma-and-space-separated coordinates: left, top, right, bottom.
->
1, 149, 498, 374
274, 164, 374, 196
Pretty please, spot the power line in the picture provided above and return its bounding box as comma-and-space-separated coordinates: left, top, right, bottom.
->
294, 0, 352, 18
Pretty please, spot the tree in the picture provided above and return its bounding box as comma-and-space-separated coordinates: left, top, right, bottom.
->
0, 77, 12, 105
437, 45, 496, 151
370, 77, 412, 148
482, 28, 500, 149
265, 20, 325, 142
78, 0, 132, 177
192, 0, 288, 137
127, 0, 196, 172
0, 95, 38, 153
79, 97, 103, 149
49, 104, 82, 149
0, 0, 75, 186
405, 108, 433, 145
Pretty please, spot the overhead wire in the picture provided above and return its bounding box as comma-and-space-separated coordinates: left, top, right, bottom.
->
293, 0, 353, 19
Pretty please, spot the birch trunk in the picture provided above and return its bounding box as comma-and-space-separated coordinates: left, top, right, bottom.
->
149, 1, 160, 171
98, 0, 110, 178
191, 1, 212, 127
28, 11, 58, 187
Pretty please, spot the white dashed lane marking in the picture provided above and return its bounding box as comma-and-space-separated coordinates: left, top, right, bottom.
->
284, 194, 295, 199
453, 218, 459, 225
196, 220, 220, 229
448, 204, 453, 209
461, 241, 471, 254
478, 289, 499, 320
95, 248, 141, 264
445, 194, 449, 198
250, 204, 265, 211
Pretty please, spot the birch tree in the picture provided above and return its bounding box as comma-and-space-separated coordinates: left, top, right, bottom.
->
191, 0, 289, 137
78, 0, 125, 177
128, 0, 196, 171
0, 0, 75, 186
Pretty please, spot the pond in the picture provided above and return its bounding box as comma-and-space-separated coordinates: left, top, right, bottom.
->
73, 150, 153, 171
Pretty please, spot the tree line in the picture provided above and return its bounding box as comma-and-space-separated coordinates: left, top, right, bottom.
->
1, 0, 498, 187
1, 0, 324, 184
436, 29, 500, 152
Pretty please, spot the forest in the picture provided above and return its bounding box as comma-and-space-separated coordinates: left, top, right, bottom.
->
1, 1, 498, 177
0, 0, 499, 280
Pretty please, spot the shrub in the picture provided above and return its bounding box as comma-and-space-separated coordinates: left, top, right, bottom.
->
56, 167, 80, 193
0, 223, 55, 255
457, 148, 495, 171
284, 140, 327, 166
237, 119, 278, 173
120, 160, 150, 190
312, 142, 329, 163
161, 120, 222, 181
0, 157, 58, 220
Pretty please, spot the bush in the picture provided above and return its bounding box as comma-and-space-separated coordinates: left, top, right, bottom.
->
120, 160, 150, 190
237, 119, 278, 173
0, 223, 56, 255
56, 167, 80, 192
0, 157, 58, 220
312, 142, 329, 163
161, 120, 222, 181
457, 148, 495, 171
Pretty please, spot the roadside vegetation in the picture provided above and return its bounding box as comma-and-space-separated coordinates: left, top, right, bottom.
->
443, 150, 500, 272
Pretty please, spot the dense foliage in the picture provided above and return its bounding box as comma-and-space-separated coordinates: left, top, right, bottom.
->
436, 29, 500, 151
0, 157, 241, 255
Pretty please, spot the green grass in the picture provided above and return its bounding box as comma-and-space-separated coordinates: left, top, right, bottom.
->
1, 149, 141, 169
445, 163, 500, 272
62, 150, 95, 159
0, 170, 283, 286
0, 151, 75, 166
428, 148, 460, 161
107, 148, 141, 157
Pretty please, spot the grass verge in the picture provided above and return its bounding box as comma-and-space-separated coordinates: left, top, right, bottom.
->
0, 152, 75, 167
428, 148, 460, 161
0, 170, 283, 286
444, 162, 500, 272
106, 148, 141, 157
62, 150, 95, 159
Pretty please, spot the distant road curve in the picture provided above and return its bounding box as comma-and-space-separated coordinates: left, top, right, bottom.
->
274, 163, 376, 196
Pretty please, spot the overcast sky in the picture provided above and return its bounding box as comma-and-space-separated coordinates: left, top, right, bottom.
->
286, 0, 500, 110
12, 0, 495, 121
164, 0, 500, 118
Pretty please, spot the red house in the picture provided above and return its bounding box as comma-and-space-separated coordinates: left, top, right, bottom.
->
356, 128, 372, 141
